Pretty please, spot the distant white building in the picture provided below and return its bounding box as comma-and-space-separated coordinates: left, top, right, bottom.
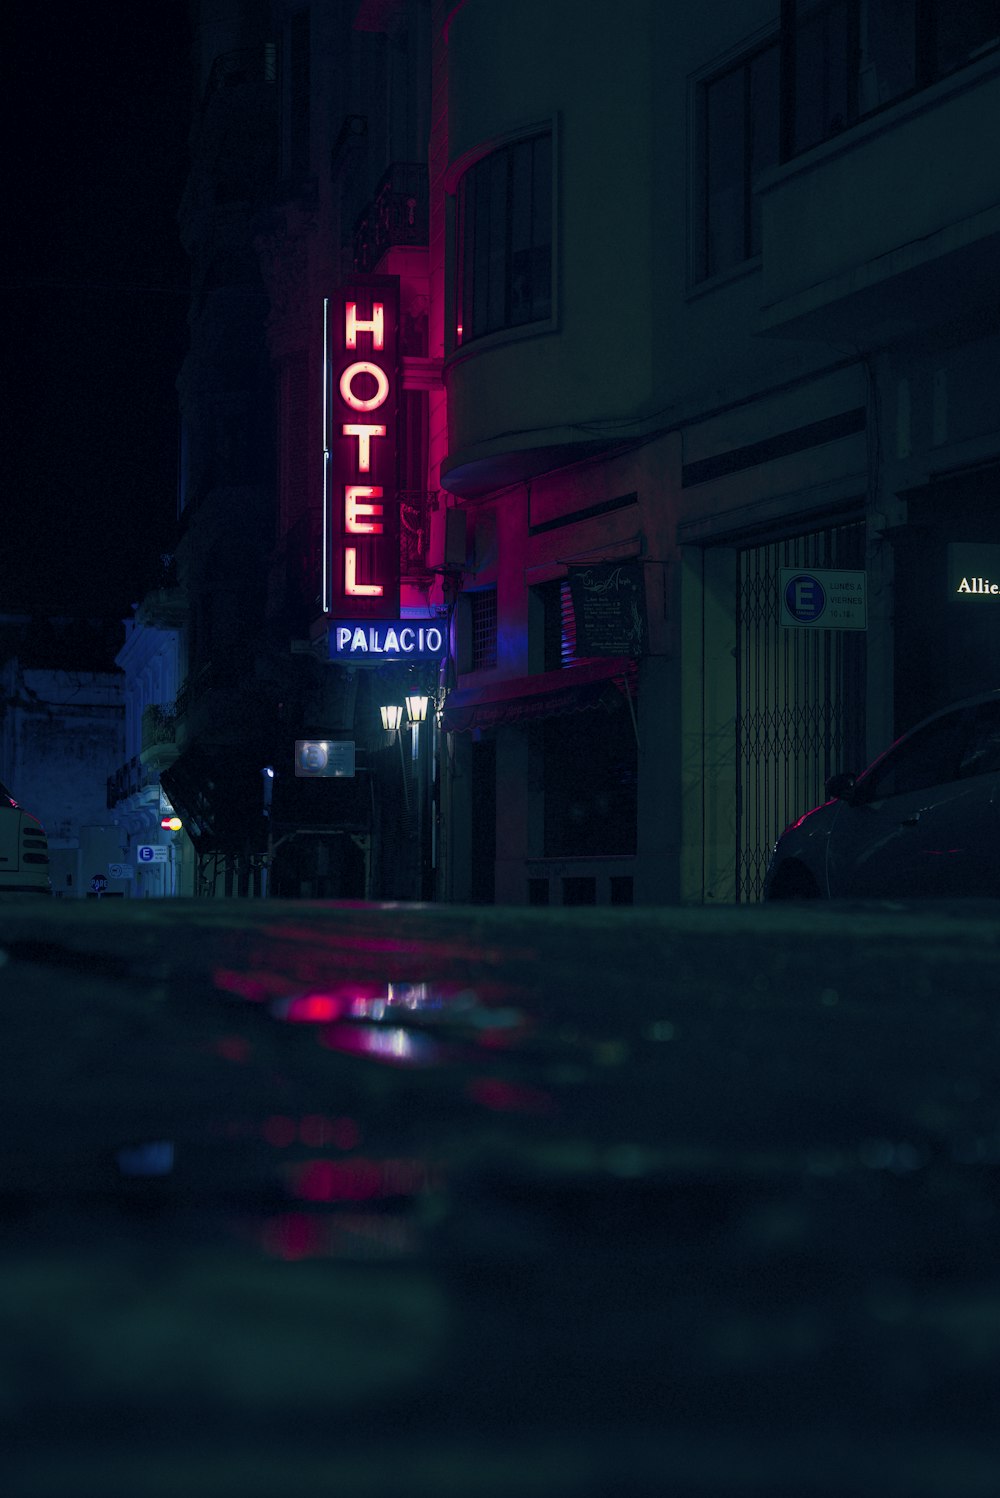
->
110, 588, 194, 897
0, 619, 126, 898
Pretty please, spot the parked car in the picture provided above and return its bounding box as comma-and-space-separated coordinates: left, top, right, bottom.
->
0, 779, 51, 894
764, 690, 1000, 900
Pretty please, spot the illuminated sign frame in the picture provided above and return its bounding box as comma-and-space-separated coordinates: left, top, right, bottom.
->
947, 543, 1000, 601
323, 279, 400, 619
328, 620, 447, 660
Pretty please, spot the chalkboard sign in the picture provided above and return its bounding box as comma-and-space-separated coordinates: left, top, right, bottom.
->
567, 563, 647, 657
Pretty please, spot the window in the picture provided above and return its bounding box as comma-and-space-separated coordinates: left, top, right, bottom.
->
786, 0, 856, 154
542, 711, 637, 857
781, 1, 1000, 159
453, 134, 552, 349
470, 588, 498, 670
697, 40, 779, 280
539, 579, 593, 671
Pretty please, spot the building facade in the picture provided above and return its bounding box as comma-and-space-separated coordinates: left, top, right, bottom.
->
0, 618, 127, 898
109, 585, 194, 897
431, 0, 1000, 906
166, 0, 1000, 904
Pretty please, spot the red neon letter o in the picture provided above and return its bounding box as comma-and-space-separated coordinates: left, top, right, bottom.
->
340, 361, 389, 412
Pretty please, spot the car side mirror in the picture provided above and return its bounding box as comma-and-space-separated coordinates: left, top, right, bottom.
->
825, 771, 858, 803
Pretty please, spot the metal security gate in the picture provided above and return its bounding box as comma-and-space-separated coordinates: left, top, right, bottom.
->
736, 519, 867, 902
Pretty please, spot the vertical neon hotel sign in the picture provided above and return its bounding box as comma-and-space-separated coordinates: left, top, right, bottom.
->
322, 280, 399, 618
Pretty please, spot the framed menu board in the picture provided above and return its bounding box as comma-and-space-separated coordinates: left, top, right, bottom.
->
567, 563, 647, 657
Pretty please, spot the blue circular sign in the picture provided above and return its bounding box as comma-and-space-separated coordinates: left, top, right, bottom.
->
784, 573, 826, 622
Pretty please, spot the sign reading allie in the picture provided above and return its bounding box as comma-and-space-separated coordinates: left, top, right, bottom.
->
323, 279, 400, 619
948, 544, 1000, 600
329, 621, 447, 659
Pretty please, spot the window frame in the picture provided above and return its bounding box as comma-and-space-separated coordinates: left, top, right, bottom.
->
690, 29, 780, 288
446, 121, 557, 358
469, 586, 498, 672
778, 0, 1000, 161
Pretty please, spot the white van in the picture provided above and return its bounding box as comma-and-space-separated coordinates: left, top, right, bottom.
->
0, 779, 51, 894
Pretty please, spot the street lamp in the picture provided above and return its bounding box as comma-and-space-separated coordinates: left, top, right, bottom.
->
380, 703, 403, 739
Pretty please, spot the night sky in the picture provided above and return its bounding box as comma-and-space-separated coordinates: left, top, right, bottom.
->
1, 3, 193, 623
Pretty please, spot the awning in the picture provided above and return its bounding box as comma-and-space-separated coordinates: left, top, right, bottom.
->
441, 657, 637, 734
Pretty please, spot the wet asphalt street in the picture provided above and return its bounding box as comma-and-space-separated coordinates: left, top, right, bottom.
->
2, 896, 1000, 1497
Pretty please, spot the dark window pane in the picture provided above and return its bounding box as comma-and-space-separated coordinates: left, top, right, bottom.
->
542, 710, 637, 856
487, 152, 508, 331
531, 135, 552, 320
510, 141, 533, 324
933, 0, 1000, 77
473, 160, 492, 337
861, 0, 916, 113
749, 43, 780, 255
705, 67, 745, 275
470, 587, 497, 670
794, 0, 853, 152
454, 181, 466, 345
452, 134, 552, 347
700, 40, 778, 280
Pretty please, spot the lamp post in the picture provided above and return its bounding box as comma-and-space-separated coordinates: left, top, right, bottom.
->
378, 694, 434, 898
405, 694, 431, 900
379, 703, 409, 815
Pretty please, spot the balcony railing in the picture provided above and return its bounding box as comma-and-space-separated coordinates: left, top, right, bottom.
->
107, 755, 157, 810
142, 705, 178, 752
353, 163, 429, 273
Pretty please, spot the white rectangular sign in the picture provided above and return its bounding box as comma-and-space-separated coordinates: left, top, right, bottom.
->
295, 740, 356, 778
779, 568, 867, 631
136, 845, 169, 864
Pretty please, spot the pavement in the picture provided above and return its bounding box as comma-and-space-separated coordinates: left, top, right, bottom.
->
2, 896, 1000, 1496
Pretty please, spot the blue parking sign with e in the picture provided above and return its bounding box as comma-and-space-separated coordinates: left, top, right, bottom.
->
138, 845, 155, 862
784, 573, 826, 622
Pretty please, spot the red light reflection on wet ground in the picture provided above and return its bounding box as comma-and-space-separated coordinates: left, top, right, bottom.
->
213, 1034, 252, 1063
259, 923, 523, 969
258, 1210, 419, 1261
466, 1076, 558, 1116
213, 967, 290, 1002
261, 1113, 362, 1150
317, 1022, 442, 1065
